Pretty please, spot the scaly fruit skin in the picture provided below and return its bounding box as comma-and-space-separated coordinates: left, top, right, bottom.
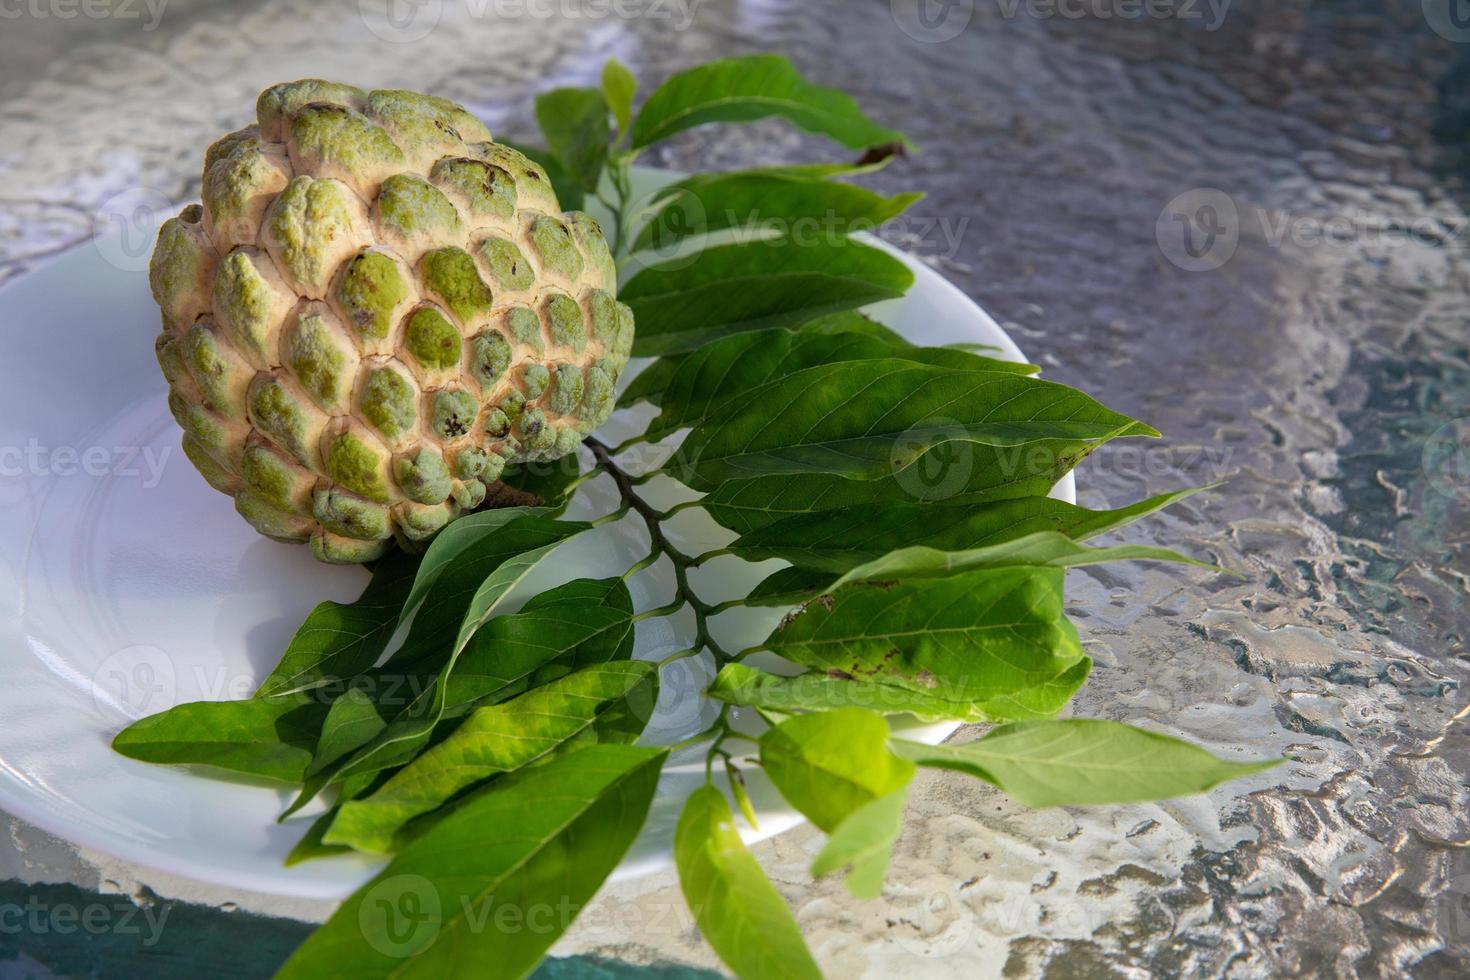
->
149, 80, 632, 563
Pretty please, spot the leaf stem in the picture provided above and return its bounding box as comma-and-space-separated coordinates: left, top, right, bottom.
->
704, 705, 733, 781
657, 647, 703, 668
587, 436, 737, 667
635, 599, 688, 623
690, 547, 731, 567
590, 505, 630, 528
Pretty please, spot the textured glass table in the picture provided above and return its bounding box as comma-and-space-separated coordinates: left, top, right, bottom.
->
2, 1, 1467, 976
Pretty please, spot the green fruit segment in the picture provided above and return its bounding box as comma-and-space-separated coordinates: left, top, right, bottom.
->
360, 366, 418, 439
470, 331, 512, 389
247, 376, 315, 465
394, 447, 454, 505
265, 176, 362, 295
478, 235, 535, 291
526, 214, 584, 281
542, 292, 585, 352
431, 389, 479, 440
289, 103, 405, 178
403, 306, 462, 371
336, 250, 410, 341
421, 247, 494, 324
546, 364, 585, 416
375, 174, 462, 239
431, 157, 517, 221
286, 313, 353, 410
325, 430, 391, 502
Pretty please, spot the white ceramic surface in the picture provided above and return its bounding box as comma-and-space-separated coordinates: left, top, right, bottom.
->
0, 173, 1074, 899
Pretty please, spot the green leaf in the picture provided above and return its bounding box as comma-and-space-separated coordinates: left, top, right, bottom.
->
285, 807, 352, 866
824, 530, 1210, 593
534, 87, 611, 192
763, 567, 1087, 709
254, 549, 420, 697
810, 787, 908, 900
386, 516, 589, 678
670, 359, 1156, 491
698, 443, 1095, 536
360, 575, 630, 782
760, 708, 914, 834
674, 785, 822, 980
396, 507, 548, 643
276, 745, 667, 980
501, 454, 585, 507
708, 660, 1089, 723
635, 327, 1034, 444
310, 687, 391, 774
291, 521, 587, 808
893, 720, 1281, 808
285, 768, 388, 865
325, 661, 657, 853
112, 694, 326, 783
441, 576, 636, 715
630, 168, 922, 254
500, 140, 585, 211
797, 310, 910, 345
616, 354, 684, 410
602, 57, 637, 140
716, 160, 895, 181
969, 657, 1094, 721
624, 239, 914, 356
289, 577, 634, 802
617, 310, 962, 412
632, 53, 908, 151
730, 487, 1205, 575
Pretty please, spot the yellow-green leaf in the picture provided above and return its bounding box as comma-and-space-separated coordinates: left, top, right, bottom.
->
674, 786, 822, 980
893, 720, 1281, 807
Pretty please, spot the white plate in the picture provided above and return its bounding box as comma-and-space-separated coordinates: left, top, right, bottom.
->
0, 170, 1073, 899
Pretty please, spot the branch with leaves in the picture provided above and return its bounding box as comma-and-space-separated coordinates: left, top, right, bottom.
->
114, 55, 1278, 979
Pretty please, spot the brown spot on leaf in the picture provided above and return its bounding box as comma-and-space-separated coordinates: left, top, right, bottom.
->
856, 141, 906, 166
